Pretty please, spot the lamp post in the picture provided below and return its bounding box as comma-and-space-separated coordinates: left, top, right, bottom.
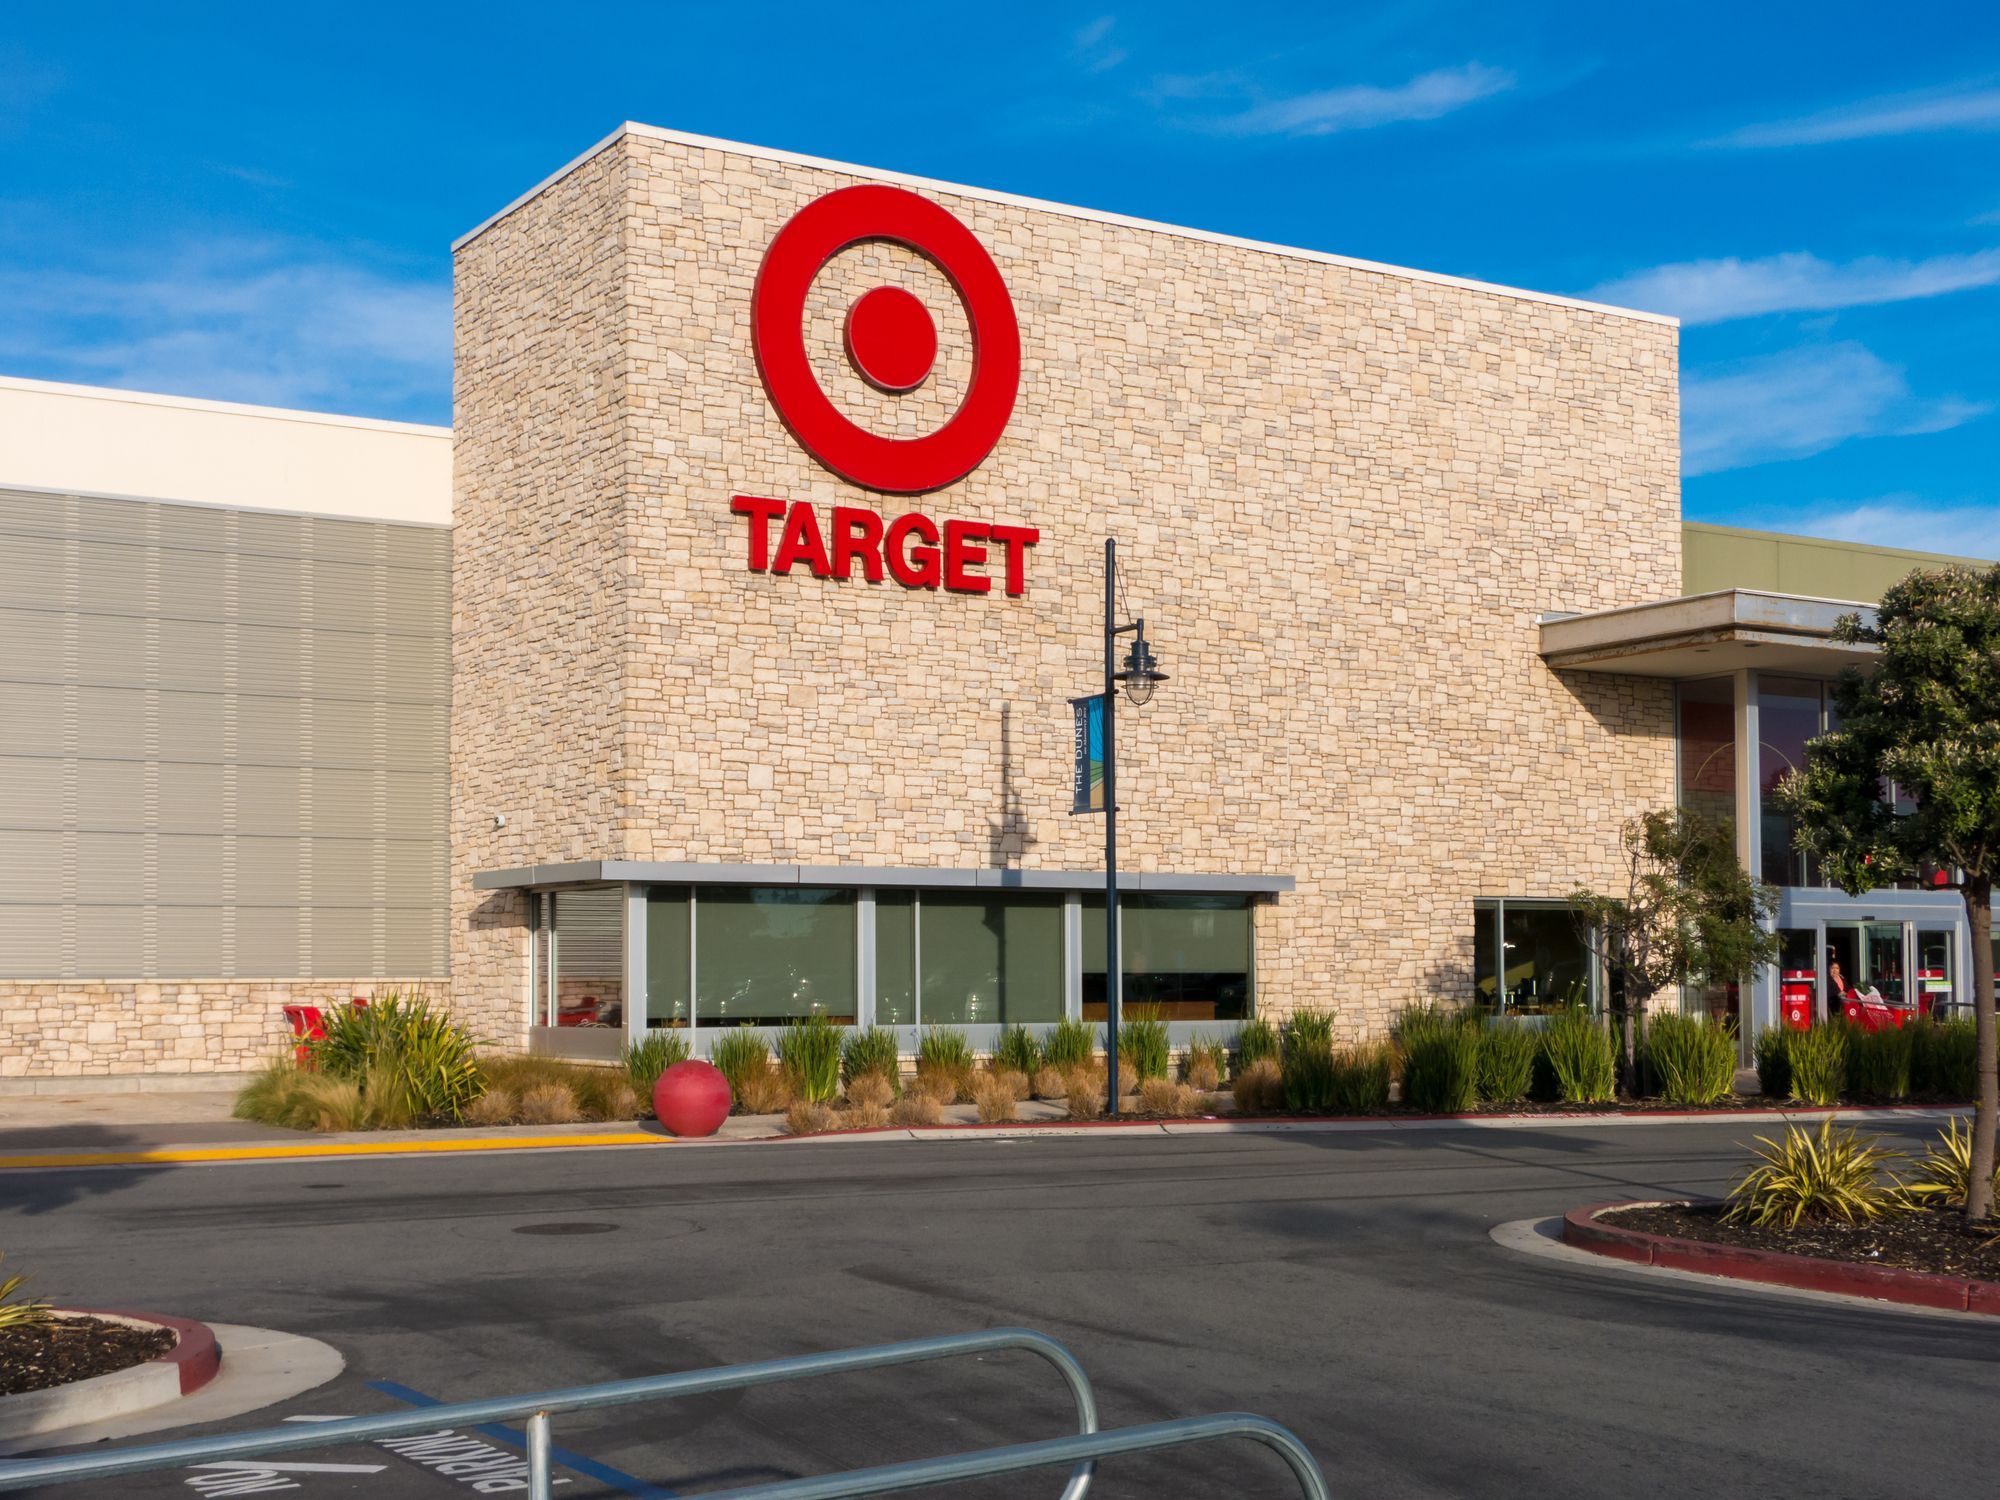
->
1103, 537, 1167, 1118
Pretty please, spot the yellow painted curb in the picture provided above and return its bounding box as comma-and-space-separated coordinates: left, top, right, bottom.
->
0, 1131, 672, 1170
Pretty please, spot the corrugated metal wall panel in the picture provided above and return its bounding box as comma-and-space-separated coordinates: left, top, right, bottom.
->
0, 487, 449, 980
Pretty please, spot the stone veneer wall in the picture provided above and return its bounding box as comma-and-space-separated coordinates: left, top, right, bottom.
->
0, 979, 444, 1079
451, 128, 1681, 1047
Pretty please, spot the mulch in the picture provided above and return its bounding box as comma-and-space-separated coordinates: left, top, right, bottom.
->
1607, 1201, 2000, 1281
0, 1315, 176, 1396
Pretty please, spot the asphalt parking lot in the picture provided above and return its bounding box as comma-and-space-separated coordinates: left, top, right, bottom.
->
3, 1117, 1995, 1498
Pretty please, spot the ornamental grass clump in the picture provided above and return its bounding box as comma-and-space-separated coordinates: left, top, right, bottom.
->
517, 1081, 582, 1125
972, 1073, 1020, 1123
784, 1100, 840, 1136
1232, 1057, 1284, 1115
1137, 1078, 1205, 1118
709, 1028, 771, 1105
840, 1027, 901, 1091
1724, 1118, 1905, 1227
1643, 1013, 1737, 1106
1327, 1042, 1393, 1113
994, 1024, 1042, 1077
1119, 1008, 1171, 1083
1063, 1064, 1108, 1120
308, 994, 483, 1122
778, 1015, 843, 1104
1539, 1006, 1616, 1104
1182, 1036, 1227, 1091
621, 1031, 690, 1094
1900, 1119, 2000, 1211
916, 1026, 975, 1102
1753, 1025, 1793, 1101
1911, 1017, 1977, 1099
1279, 1008, 1338, 1112
1031, 1066, 1068, 1100
1398, 1005, 1480, 1114
1234, 1018, 1279, 1073
1785, 1021, 1848, 1107
1848, 1022, 1915, 1101
1043, 1017, 1097, 1071
888, 1090, 943, 1127
1475, 1020, 1538, 1106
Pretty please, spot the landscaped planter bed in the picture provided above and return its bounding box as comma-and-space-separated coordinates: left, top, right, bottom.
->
1605, 1201, 2000, 1280
0, 1315, 174, 1396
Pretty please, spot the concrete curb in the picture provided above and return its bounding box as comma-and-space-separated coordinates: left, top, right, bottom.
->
0, 1309, 221, 1440
1563, 1201, 2000, 1316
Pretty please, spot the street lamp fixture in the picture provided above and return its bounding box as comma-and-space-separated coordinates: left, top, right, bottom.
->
1101, 538, 1166, 1118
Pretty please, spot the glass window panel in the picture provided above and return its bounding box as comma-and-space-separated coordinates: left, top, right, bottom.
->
1758, 675, 1824, 887
1676, 678, 1735, 826
551, 885, 623, 1030
1473, 900, 1499, 1008
1499, 904, 1589, 1013
696, 887, 855, 1026
1081, 894, 1253, 1022
645, 887, 690, 1028
919, 892, 1062, 1025
1917, 930, 1955, 1019
875, 891, 915, 1026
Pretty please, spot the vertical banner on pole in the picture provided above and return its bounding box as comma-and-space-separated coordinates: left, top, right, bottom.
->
1070, 695, 1106, 815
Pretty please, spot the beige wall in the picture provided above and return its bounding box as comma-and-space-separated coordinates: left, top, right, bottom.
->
451, 128, 1683, 1044
0, 376, 451, 526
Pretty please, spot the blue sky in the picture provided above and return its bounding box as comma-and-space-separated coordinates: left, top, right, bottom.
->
2, 2, 1996, 554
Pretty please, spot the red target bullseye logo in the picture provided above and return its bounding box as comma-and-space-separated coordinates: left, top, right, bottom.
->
752, 184, 1020, 495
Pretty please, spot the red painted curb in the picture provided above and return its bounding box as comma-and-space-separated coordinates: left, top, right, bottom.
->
1561, 1203, 1996, 1315
51, 1308, 223, 1395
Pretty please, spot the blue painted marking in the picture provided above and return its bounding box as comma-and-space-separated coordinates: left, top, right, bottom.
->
367, 1378, 677, 1499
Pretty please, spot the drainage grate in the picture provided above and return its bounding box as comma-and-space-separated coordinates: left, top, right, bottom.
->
512, 1222, 621, 1236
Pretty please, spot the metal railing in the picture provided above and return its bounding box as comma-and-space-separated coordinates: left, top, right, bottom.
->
0, 1328, 1328, 1500
0, 1328, 1098, 1498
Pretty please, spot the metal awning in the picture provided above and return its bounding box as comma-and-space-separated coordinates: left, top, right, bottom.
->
1539, 589, 1880, 678
474, 860, 1295, 894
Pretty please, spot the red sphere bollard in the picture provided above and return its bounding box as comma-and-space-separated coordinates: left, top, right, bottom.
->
652, 1059, 731, 1138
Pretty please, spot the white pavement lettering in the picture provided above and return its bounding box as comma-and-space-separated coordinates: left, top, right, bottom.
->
375, 1429, 570, 1492
184, 1461, 385, 1496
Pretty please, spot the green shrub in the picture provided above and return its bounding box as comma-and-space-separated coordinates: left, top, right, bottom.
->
1901, 1119, 2000, 1210
1912, 1017, 1977, 1099
1398, 1005, 1481, 1113
1327, 1042, 1393, 1113
1119, 1008, 1172, 1083
778, 1016, 843, 1103
1753, 1026, 1793, 1101
841, 1026, 901, 1089
994, 1024, 1042, 1077
1724, 1117, 1904, 1227
1475, 1020, 1538, 1106
1786, 1022, 1848, 1106
1847, 1023, 1915, 1101
1643, 1014, 1736, 1105
710, 1028, 772, 1104
1279, 1008, 1338, 1112
1043, 1017, 1098, 1071
307, 994, 483, 1122
1234, 1018, 1280, 1072
621, 1031, 690, 1094
1540, 1007, 1616, 1104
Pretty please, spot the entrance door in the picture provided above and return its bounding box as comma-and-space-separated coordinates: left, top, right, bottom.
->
1823, 922, 1910, 1019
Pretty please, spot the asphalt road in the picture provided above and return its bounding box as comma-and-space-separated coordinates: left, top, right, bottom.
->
3, 1118, 1995, 1499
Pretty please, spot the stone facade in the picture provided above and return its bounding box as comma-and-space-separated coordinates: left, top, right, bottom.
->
451, 127, 1681, 1046
0, 978, 444, 1079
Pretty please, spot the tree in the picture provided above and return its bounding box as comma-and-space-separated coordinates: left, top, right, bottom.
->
1570, 809, 1780, 1089
1775, 565, 2000, 1221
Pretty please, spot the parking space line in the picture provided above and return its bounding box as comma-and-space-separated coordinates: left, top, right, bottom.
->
366, 1381, 676, 1499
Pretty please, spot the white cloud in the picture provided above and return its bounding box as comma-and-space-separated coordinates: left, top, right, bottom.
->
1774, 497, 2000, 562
1682, 343, 1988, 476
1214, 62, 1515, 137
0, 237, 449, 420
1072, 15, 1126, 75
1712, 81, 2000, 148
1586, 248, 2000, 324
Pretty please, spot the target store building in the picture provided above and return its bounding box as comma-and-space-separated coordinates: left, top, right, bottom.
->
3, 122, 1992, 1083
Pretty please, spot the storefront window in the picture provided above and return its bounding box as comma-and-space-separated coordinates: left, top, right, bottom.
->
1758, 676, 1824, 887
1917, 929, 1956, 1019
919, 892, 1063, 1025
1082, 894, 1253, 1021
1474, 899, 1592, 1013
645, 887, 690, 1028
1676, 678, 1735, 826
695, 887, 856, 1026
874, 891, 915, 1026
546, 885, 623, 1029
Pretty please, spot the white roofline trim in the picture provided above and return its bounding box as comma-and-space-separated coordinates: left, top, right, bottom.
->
0, 374, 451, 439
453, 122, 1679, 328
0, 479, 453, 532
